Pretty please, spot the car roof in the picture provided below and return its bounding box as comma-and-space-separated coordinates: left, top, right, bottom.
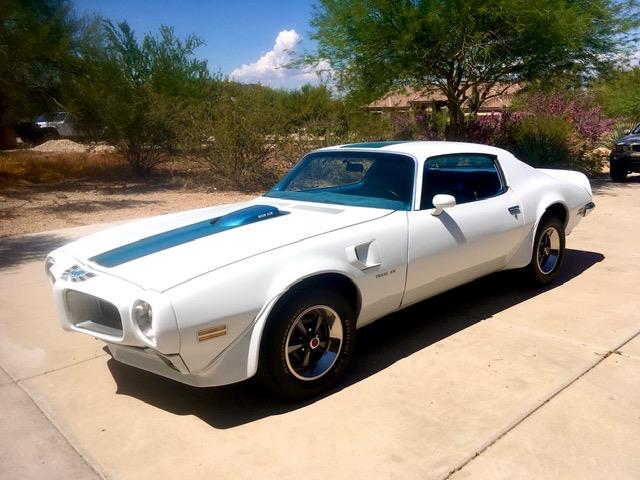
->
320, 140, 508, 159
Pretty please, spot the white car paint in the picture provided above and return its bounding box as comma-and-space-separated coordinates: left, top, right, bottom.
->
46, 141, 594, 387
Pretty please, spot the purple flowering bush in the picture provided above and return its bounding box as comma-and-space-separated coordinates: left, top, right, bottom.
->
466, 92, 613, 173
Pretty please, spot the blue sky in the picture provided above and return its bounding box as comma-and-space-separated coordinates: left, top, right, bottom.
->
74, 0, 324, 88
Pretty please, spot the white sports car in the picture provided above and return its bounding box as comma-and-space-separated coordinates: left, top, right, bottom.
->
46, 141, 595, 398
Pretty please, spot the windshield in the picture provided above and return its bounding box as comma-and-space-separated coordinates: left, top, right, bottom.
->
36, 112, 66, 122
266, 151, 415, 210
632, 123, 640, 134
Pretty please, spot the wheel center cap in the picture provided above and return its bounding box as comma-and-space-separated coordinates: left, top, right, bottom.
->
544, 247, 550, 255
309, 336, 320, 350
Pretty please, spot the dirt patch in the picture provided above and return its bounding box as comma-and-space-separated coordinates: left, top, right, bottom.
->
0, 149, 266, 236
0, 182, 257, 236
31, 139, 89, 153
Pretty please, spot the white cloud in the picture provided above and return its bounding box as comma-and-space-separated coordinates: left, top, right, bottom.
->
230, 29, 332, 89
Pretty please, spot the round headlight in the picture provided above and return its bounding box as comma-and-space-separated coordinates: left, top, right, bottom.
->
132, 300, 154, 340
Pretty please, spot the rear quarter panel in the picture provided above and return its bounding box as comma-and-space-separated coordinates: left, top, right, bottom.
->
498, 152, 592, 269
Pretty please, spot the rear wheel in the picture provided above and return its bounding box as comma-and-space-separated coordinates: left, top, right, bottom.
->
526, 216, 565, 285
258, 290, 356, 399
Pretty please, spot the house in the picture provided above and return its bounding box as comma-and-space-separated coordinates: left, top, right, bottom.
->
367, 83, 522, 116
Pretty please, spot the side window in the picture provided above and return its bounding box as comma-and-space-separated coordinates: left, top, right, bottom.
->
420, 153, 505, 209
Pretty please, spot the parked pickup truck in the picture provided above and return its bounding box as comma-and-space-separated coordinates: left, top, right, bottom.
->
610, 122, 640, 182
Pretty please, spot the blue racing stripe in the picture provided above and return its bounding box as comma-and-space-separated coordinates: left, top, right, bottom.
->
91, 205, 285, 267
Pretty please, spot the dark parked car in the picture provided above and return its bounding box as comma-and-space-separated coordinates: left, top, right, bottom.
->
610, 122, 640, 182
16, 112, 81, 144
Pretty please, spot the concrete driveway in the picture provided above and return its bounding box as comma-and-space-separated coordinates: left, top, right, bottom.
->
1, 178, 639, 480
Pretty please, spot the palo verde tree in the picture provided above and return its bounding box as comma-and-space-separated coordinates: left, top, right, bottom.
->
310, 0, 639, 138
595, 67, 640, 121
73, 20, 212, 175
0, 0, 78, 127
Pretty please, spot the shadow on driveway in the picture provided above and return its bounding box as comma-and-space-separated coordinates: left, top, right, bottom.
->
591, 173, 640, 196
106, 248, 604, 429
0, 233, 69, 269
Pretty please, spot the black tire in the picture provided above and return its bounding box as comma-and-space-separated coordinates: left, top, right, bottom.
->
526, 216, 566, 286
37, 129, 59, 144
610, 163, 628, 182
258, 289, 356, 399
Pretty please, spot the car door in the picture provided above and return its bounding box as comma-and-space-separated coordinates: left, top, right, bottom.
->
402, 153, 525, 307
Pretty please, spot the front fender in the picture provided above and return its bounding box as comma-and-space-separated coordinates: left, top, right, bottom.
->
245, 257, 361, 380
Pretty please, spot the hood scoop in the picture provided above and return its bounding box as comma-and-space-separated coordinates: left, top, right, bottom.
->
214, 204, 285, 228
90, 205, 287, 268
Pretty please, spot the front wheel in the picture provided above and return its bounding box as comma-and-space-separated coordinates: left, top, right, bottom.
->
258, 290, 356, 399
610, 162, 628, 182
526, 217, 566, 285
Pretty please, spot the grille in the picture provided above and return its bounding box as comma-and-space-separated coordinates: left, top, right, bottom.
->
65, 290, 123, 337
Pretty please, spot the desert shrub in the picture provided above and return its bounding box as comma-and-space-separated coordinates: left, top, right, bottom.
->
205, 83, 286, 189
467, 92, 613, 174
519, 92, 613, 143
507, 116, 573, 167
601, 121, 636, 148
390, 113, 418, 140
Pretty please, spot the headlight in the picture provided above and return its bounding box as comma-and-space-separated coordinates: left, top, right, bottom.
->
45, 256, 56, 285
132, 300, 154, 341
616, 143, 629, 152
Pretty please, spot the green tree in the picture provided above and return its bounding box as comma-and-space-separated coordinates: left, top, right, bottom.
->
73, 20, 212, 175
595, 67, 640, 121
310, 0, 639, 138
0, 0, 78, 126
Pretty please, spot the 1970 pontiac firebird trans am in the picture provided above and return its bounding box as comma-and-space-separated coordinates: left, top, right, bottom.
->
46, 141, 595, 398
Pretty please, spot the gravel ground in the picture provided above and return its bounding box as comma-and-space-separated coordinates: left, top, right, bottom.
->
0, 183, 256, 236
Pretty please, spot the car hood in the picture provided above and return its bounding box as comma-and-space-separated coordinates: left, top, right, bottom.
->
619, 133, 640, 144
59, 197, 392, 291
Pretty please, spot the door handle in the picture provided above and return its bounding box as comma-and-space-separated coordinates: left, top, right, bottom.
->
346, 240, 382, 270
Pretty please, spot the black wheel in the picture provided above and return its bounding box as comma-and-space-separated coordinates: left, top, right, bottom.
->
35, 129, 59, 145
258, 289, 356, 399
526, 216, 566, 285
610, 163, 628, 182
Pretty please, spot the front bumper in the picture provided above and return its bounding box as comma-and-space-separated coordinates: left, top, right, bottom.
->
48, 249, 260, 387
48, 249, 180, 354
610, 152, 640, 173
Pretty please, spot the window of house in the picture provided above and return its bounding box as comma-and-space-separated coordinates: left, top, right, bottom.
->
420, 153, 505, 209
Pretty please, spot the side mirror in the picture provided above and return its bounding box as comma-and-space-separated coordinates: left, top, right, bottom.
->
431, 194, 456, 216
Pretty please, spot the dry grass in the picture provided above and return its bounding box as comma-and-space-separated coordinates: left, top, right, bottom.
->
0, 151, 130, 187
0, 150, 258, 236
